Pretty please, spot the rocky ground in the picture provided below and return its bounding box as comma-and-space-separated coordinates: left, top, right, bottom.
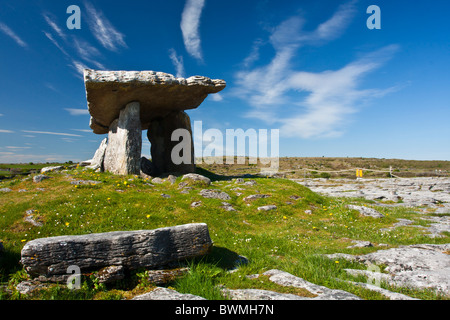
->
131, 177, 450, 300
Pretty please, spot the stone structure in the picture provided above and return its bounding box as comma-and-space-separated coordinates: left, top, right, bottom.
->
84, 69, 226, 176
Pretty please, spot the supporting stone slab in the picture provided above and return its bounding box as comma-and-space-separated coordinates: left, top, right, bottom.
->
147, 111, 195, 176
103, 101, 142, 175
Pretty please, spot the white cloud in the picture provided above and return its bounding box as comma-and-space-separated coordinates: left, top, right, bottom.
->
84, 1, 127, 51
0, 129, 14, 133
169, 48, 186, 78
22, 130, 83, 137
65, 108, 90, 116
72, 37, 105, 69
42, 13, 66, 39
71, 129, 92, 133
209, 94, 223, 102
43, 31, 69, 56
6, 146, 31, 150
234, 2, 398, 139
0, 22, 28, 48
180, 0, 206, 61
69, 60, 89, 79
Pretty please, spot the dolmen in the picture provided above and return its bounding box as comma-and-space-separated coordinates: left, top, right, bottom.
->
83, 70, 226, 176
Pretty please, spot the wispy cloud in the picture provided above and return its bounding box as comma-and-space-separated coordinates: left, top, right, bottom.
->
71, 129, 92, 133
69, 60, 89, 78
0, 129, 14, 133
72, 37, 105, 69
0, 22, 28, 48
180, 0, 206, 61
65, 108, 90, 116
43, 31, 69, 56
5, 146, 31, 150
234, 1, 398, 139
22, 130, 83, 137
42, 13, 66, 39
169, 48, 186, 77
84, 1, 127, 51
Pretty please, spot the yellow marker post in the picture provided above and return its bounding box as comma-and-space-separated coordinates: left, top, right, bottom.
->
356, 169, 363, 178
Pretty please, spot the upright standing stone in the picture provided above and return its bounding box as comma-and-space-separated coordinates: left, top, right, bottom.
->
86, 138, 108, 171
147, 111, 195, 176
104, 102, 142, 175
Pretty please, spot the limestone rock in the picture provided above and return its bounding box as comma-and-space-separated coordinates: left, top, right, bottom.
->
262, 269, 361, 300
222, 288, 308, 300
70, 180, 102, 186
146, 268, 189, 285
257, 205, 277, 211
21, 223, 212, 279
40, 166, 64, 174
103, 102, 142, 175
181, 173, 211, 186
33, 175, 50, 183
325, 244, 450, 295
84, 69, 226, 134
95, 265, 125, 284
243, 194, 270, 201
132, 287, 206, 300
199, 189, 231, 200
86, 138, 108, 171
0, 188, 12, 192
347, 205, 384, 218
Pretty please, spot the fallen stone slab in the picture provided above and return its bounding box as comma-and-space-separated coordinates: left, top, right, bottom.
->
132, 287, 206, 300
347, 205, 384, 218
262, 269, 361, 300
21, 223, 212, 279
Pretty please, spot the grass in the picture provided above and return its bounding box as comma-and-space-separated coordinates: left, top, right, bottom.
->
0, 162, 449, 300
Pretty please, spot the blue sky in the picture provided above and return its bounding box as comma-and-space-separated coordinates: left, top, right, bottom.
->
0, 0, 449, 163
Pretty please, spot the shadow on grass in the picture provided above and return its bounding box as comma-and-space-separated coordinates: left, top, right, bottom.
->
185, 245, 246, 271
0, 249, 22, 282
195, 166, 257, 182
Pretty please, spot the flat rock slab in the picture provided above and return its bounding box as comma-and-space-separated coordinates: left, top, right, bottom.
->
347, 205, 384, 218
199, 189, 231, 200
262, 269, 361, 300
222, 288, 309, 300
84, 70, 226, 134
132, 287, 206, 300
21, 223, 212, 279
325, 244, 450, 296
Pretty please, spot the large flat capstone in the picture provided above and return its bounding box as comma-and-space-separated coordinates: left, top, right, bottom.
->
84, 70, 226, 134
21, 223, 212, 279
